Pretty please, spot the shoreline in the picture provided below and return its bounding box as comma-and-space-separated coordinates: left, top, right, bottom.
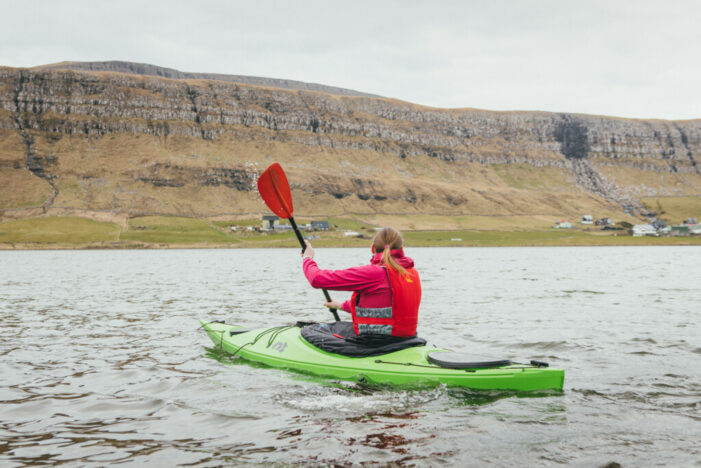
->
2, 214, 701, 250
3, 238, 701, 250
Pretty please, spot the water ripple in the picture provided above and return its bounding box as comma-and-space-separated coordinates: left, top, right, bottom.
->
1, 247, 700, 466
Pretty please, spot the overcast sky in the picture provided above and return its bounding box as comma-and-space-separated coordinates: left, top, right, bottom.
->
2, 0, 699, 120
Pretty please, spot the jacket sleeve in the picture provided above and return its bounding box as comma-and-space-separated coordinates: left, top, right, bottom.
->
303, 258, 381, 293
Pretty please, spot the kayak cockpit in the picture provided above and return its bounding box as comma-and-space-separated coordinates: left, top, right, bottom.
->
300, 321, 427, 357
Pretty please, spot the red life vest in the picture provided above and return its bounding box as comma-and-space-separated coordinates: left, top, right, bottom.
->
349, 266, 421, 337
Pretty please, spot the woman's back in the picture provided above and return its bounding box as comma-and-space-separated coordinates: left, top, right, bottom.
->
301, 227, 421, 337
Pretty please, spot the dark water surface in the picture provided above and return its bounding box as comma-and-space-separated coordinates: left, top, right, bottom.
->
1, 247, 699, 466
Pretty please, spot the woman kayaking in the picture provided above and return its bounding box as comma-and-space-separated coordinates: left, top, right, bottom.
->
202, 224, 563, 388
301, 227, 422, 340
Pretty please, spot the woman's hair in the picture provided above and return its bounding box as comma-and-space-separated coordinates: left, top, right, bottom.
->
373, 227, 406, 275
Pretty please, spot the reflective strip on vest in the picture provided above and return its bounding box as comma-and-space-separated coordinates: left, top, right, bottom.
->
355, 306, 393, 319
357, 324, 393, 335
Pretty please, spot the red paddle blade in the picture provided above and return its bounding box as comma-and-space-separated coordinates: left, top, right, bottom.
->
257, 163, 294, 218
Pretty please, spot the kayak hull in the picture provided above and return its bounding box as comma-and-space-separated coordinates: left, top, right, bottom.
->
201, 321, 565, 392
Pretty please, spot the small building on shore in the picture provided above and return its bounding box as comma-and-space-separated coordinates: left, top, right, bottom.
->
262, 215, 279, 231
581, 215, 593, 224
311, 220, 330, 231
671, 224, 690, 235
632, 224, 658, 237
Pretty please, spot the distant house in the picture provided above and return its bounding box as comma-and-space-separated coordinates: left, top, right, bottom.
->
311, 220, 330, 231
671, 224, 690, 235
553, 220, 572, 229
343, 231, 360, 237
581, 215, 593, 224
595, 217, 613, 226
262, 215, 279, 231
683, 217, 697, 225
632, 224, 658, 237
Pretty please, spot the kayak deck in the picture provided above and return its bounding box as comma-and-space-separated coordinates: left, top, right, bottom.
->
201, 320, 565, 392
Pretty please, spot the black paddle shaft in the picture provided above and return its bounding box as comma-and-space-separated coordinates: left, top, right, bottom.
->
289, 216, 340, 322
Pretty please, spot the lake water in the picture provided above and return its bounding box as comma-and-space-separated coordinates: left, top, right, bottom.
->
1, 247, 699, 466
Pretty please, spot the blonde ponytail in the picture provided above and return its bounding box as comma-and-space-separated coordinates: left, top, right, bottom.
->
374, 227, 406, 275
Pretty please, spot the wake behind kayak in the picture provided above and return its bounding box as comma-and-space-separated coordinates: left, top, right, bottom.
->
201, 320, 565, 392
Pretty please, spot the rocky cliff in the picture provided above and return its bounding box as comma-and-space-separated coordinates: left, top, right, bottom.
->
35, 61, 380, 98
1, 64, 700, 221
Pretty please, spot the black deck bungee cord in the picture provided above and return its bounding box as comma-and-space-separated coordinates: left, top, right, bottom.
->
266, 326, 295, 348
202, 323, 295, 361
374, 359, 542, 372
373, 359, 474, 371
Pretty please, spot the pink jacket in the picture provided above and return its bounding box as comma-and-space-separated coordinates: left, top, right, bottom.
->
302, 249, 416, 312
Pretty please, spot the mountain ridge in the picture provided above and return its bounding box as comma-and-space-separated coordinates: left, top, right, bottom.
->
33, 60, 381, 99
31, 61, 701, 121
1, 63, 700, 226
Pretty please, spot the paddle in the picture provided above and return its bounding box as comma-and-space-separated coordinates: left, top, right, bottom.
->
257, 162, 340, 322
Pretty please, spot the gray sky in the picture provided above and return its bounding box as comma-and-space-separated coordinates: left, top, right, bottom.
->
2, 0, 699, 120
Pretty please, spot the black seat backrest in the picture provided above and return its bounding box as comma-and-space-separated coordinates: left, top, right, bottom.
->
427, 352, 511, 369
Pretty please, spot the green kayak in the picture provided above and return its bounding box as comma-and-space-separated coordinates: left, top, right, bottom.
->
201, 320, 565, 392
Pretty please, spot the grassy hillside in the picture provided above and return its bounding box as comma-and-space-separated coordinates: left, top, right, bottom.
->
0, 217, 121, 244
121, 216, 238, 244
641, 196, 701, 223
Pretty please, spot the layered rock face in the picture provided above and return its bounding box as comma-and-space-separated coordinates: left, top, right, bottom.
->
1, 65, 699, 219
35, 61, 381, 98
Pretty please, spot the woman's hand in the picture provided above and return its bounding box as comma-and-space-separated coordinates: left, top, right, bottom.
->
301, 240, 315, 260
324, 298, 344, 310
